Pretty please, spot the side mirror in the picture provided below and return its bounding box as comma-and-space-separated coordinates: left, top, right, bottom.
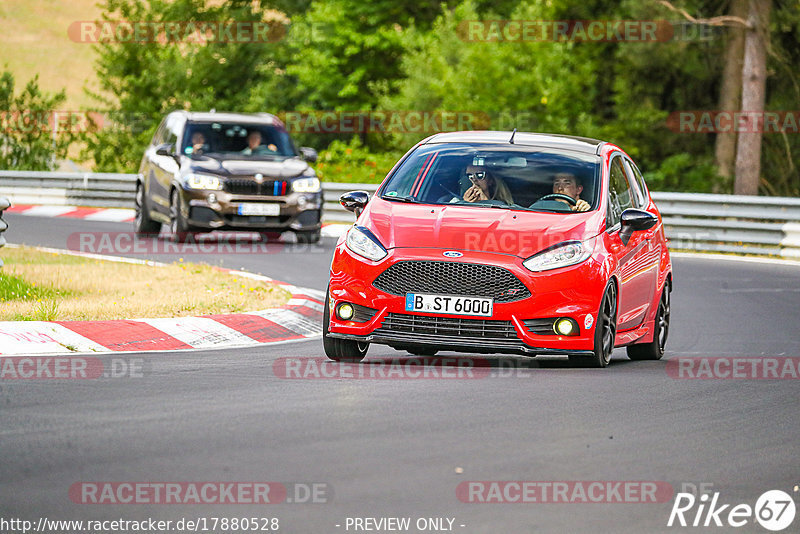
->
340, 191, 370, 218
300, 147, 318, 163
619, 208, 658, 245
155, 143, 174, 157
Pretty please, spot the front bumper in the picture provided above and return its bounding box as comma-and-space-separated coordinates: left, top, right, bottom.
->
181, 187, 323, 231
328, 244, 607, 356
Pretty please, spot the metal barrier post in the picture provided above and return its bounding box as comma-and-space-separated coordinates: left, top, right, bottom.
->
0, 197, 10, 268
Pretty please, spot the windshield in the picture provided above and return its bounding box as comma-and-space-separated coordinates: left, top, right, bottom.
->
378, 143, 601, 213
181, 122, 298, 159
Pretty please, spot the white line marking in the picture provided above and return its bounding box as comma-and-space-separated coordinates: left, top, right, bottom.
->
84, 208, 135, 222
17, 206, 78, 217
670, 251, 800, 267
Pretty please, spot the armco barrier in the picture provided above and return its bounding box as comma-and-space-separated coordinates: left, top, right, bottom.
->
0, 196, 10, 267
1, 170, 799, 257
0, 170, 135, 207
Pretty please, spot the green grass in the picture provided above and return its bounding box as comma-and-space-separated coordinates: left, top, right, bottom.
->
5, 249, 92, 265
0, 271, 66, 320
0, 271, 64, 301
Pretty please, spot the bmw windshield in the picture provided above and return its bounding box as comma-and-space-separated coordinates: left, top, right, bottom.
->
181, 121, 298, 160
378, 143, 601, 213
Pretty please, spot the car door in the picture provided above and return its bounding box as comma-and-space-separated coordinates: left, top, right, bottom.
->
147, 114, 182, 216
605, 154, 657, 331
623, 157, 661, 315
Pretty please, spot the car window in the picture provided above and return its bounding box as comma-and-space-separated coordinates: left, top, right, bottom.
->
164, 115, 182, 150
181, 122, 298, 158
151, 119, 167, 146
625, 159, 649, 208
378, 143, 601, 214
607, 155, 634, 228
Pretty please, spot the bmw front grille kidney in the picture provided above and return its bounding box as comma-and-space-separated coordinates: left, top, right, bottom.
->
372, 261, 531, 303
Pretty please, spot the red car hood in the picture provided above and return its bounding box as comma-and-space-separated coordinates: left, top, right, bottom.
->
361, 198, 603, 258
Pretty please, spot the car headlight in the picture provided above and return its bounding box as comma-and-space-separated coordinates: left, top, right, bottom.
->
293, 177, 321, 193
346, 225, 387, 262
523, 238, 594, 272
185, 173, 222, 190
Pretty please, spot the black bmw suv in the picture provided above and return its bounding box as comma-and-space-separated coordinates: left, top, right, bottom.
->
135, 111, 323, 242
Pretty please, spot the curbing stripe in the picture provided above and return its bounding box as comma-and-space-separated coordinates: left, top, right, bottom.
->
137, 317, 262, 349
204, 313, 299, 343
0, 322, 111, 355
56, 320, 193, 352
247, 309, 322, 338
0, 246, 324, 356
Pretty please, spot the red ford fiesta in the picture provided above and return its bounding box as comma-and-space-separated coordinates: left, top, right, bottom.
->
324, 131, 672, 367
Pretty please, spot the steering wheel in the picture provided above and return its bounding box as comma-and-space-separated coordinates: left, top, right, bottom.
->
537, 193, 577, 206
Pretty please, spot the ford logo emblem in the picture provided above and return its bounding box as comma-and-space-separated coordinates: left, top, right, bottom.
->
443, 251, 463, 258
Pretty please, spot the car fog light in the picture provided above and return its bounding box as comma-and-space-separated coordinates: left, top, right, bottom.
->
207, 193, 217, 204
336, 303, 355, 321
555, 318, 576, 336
298, 195, 308, 207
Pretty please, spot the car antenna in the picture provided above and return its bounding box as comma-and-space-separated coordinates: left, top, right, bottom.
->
509, 128, 516, 144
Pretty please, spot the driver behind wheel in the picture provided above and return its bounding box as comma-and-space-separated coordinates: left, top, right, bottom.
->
552, 172, 590, 212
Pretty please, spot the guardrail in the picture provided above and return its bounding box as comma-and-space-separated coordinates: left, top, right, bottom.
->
0, 196, 10, 267
1, 171, 799, 258
0, 170, 135, 207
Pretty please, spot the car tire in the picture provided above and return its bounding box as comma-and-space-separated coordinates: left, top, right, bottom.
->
570, 282, 617, 368
322, 290, 369, 362
295, 229, 321, 244
134, 182, 161, 236
627, 283, 670, 361
169, 189, 193, 243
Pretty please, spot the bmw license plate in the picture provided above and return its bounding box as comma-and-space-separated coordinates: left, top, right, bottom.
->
238, 203, 280, 216
405, 293, 493, 317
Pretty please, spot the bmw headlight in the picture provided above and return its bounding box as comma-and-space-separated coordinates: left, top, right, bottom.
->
523, 238, 594, 272
293, 177, 321, 193
346, 225, 387, 262
185, 173, 222, 190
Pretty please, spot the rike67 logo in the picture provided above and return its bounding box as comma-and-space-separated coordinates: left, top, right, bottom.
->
668, 490, 796, 531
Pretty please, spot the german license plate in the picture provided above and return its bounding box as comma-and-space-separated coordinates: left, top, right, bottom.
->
238, 203, 280, 216
404, 293, 493, 317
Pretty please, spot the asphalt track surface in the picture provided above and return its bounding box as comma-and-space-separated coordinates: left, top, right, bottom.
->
1, 214, 799, 533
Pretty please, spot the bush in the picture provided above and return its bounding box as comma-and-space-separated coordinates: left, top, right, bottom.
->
316, 137, 402, 184
647, 153, 725, 193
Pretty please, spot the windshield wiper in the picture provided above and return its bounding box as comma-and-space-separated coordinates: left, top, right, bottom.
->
380, 195, 419, 203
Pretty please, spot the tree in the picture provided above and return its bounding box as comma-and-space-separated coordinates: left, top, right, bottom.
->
0, 70, 74, 170
714, 0, 748, 187
85, 0, 281, 171
734, 0, 772, 195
